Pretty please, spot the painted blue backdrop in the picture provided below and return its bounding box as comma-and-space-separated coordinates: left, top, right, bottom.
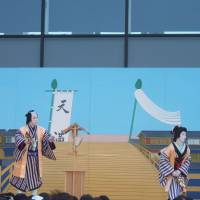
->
0, 68, 199, 136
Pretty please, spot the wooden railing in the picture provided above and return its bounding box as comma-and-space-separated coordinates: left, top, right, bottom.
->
0, 162, 14, 192
134, 144, 159, 170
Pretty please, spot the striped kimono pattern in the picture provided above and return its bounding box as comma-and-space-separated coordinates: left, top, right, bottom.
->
10, 125, 56, 192
159, 151, 191, 200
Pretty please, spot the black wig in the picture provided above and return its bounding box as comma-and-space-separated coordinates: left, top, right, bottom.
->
25, 110, 36, 124
171, 126, 187, 142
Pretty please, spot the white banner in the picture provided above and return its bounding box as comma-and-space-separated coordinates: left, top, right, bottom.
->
135, 89, 181, 125
50, 90, 74, 141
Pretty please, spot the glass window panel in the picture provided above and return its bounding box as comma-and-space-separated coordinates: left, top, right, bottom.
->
0, 0, 41, 35
48, 0, 125, 34
131, 0, 200, 34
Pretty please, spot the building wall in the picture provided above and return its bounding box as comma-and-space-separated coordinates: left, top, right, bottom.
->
140, 136, 171, 145
0, 1, 200, 67
1, 37, 200, 67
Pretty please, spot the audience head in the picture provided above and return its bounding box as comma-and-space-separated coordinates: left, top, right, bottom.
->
99, 195, 110, 200
80, 194, 93, 200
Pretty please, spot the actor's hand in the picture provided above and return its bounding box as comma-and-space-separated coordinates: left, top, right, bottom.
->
48, 135, 55, 143
25, 139, 32, 145
172, 170, 181, 177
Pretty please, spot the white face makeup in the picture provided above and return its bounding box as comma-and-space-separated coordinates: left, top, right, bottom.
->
30, 112, 38, 126
178, 131, 187, 143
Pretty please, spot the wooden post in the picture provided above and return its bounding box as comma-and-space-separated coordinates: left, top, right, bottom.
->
65, 171, 85, 199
